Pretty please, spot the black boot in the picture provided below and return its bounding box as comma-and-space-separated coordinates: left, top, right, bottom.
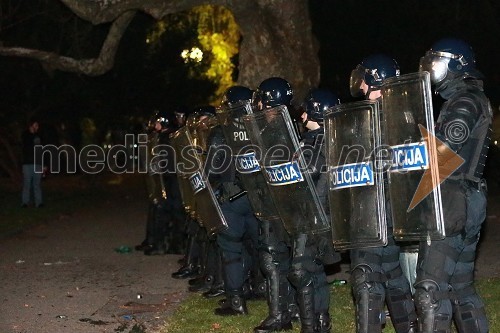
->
188, 275, 214, 292
315, 312, 332, 333
144, 243, 167, 256
296, 284, 315, 333
135, 239, 151, 251
214, 293, 248, 316
171, 263, 200, 279
171, 234, 200, 279
254, 274, 293, 333
188, 275, 205, 286
203, 281, 225, 298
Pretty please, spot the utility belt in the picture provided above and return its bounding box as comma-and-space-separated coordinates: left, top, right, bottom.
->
216, 182, 246, 203
462, 179, 487, 192
448, 175, 487, 192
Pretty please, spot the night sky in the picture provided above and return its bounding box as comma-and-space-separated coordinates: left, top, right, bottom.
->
310, 0, 500, 107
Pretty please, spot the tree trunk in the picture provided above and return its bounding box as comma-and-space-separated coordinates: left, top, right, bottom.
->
231, 0, 320, 101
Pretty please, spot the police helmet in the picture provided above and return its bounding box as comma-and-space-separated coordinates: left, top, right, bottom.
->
194, 105, 216, 117
253, 77, 294, 109
304, 88, 340, 123
419, 38, 481, 90
350, 54, 400, 97
221, 85, 253, 107
173, 105, 189, 124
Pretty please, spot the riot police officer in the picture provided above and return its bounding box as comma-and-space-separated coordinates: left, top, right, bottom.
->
349, 54, 417, 333
175, 107, 224, 289
209, 86, 262, 316
287, 88, 341, 333
172, 110, 206, 279
251, 77, 298, 333
136, 110, 176, 255
415, 38, 491, 333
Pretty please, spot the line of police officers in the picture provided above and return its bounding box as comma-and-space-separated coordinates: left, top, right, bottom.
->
139, 37, 492, 333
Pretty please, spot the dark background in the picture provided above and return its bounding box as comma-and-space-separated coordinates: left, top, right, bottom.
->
0, 0, 499, 188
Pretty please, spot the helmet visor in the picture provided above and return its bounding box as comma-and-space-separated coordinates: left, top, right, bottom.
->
419, 52, 451, 85
350, 65, 366, 97
252, 89, 280, 111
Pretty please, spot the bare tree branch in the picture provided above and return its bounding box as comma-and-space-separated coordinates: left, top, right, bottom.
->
58, 0, 226, 23
0, 0, 319, 98
0, 10, 136, 76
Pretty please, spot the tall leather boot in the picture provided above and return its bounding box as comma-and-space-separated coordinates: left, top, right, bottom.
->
171, 233, 200, 279
296, 284, 315, 333
254, 273, 293, 333
203, 250, 225, 298
315, 312, 332, 333
189, 239, 219, 291
386, 287, 417, 333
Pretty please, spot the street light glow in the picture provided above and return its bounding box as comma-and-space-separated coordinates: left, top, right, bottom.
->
181, 47, 203, 63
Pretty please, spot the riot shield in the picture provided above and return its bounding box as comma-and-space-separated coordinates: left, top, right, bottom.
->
169, 130, 195, 214
169, 126, 228, 236
144, 131, 167, 204
216, 101, 281, 221
381, 71, 444, 241
324, 100, 387, 250
242, 105, 330, 235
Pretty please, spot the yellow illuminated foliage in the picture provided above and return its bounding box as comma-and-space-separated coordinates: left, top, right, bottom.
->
147, 5, 240, 104
193, 5, 240, 103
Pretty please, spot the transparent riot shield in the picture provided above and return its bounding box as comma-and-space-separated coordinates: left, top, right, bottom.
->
381, 71, 444, 241
324, 100, 387, 250
169, 126, 228, 236
144, 131, 167, 204
169, 130, 195, 214
216, 101, 281, 221
242, 105, 330, 235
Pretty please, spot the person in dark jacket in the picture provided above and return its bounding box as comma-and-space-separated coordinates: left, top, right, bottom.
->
348, 54, 417, 333
287, 88, 341, 333
21, 118, 45, 208
414, 37, 492, 333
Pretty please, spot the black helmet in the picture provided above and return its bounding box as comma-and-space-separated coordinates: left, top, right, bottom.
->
419, 38, 482, 91
221, 85, 253, 107
194, 105, 216, 117
304, 88, 340, 123
350, 54, 400, 97
253, 77, 293, 109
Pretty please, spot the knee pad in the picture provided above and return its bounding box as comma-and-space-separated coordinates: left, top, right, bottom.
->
259, 251, 276, 277
351, 264, 386, 333
453, 302, 489, 333
414, 279, 452, 333
288, 266, 312, 289
386, 287, 417, 333
351, 264, 384, 295
414, 279, 442, 312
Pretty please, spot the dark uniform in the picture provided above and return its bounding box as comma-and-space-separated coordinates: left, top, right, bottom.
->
208, 125, 260, 315
137, 111, 184, 255
287, 89, 340, 333
415, 38, 491, 333
251, 78, 298, 333
348, 55, 417, 333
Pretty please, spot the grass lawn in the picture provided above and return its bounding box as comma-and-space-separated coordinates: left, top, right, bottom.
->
162, 278, 500, 333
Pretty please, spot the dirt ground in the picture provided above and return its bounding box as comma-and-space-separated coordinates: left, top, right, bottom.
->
0, 174, 499, 333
